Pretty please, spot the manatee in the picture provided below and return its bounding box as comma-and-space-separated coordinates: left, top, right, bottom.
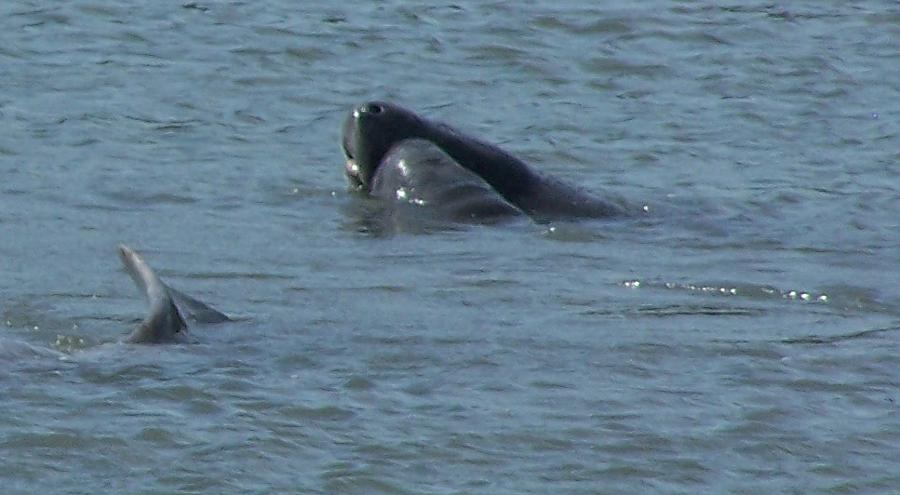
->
342, 101, 625, 222
117, 244, 228, 344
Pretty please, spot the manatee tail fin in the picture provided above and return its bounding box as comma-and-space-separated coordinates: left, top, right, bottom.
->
167, 286, 231, 324
118, 244, 188, 344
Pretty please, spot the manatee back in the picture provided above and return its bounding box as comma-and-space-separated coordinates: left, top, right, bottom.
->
425, 119, 627, 220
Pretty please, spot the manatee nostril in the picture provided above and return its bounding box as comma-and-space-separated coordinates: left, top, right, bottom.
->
363, 103, 383, 114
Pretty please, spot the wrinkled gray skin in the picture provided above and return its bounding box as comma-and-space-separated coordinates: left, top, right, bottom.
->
371, 138, 523, 224
342, 101, 624, 222
117, 245, 228, 344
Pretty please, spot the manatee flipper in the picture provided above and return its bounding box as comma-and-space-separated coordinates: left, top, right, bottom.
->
167, 286, 231, 324
371, 139, 524, 225
117, 245, 190, 344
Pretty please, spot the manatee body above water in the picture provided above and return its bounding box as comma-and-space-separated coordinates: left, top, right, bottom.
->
341, 101, 626, 223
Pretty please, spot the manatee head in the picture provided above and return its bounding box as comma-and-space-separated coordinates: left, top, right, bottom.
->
341, 101, 427, 192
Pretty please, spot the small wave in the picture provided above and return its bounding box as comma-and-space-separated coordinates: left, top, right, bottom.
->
98, 189, 198, 206
621, 279, 900, 319
622, 279, 830, 304
781, 326, 900, 345
280, 404, 355, 422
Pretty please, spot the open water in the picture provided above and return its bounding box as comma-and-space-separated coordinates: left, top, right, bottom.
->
1, 1, 899, 493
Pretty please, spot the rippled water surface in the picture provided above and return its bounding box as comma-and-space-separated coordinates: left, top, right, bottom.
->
2, 1, 899, 493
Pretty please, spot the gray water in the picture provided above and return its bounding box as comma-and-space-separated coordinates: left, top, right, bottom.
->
2, 1, 899, 493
